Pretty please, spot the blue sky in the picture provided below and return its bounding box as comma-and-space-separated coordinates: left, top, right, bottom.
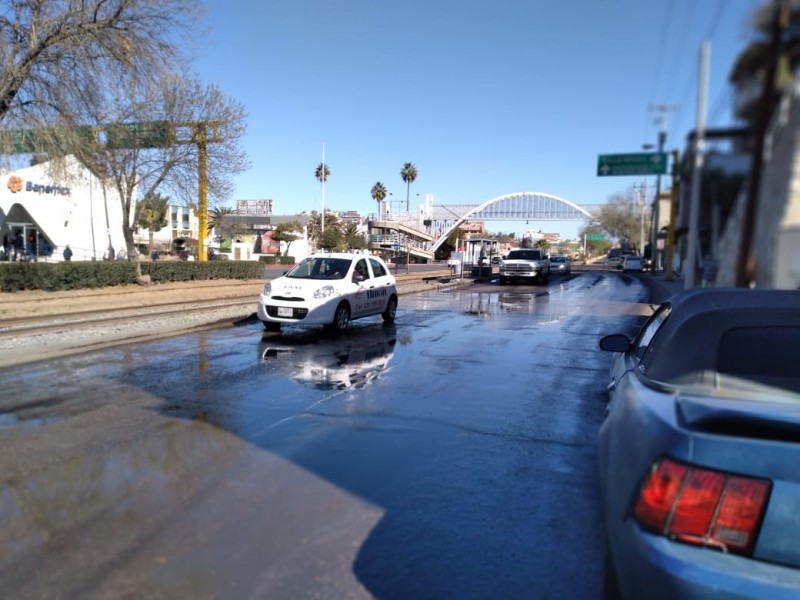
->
195, 0, 763, 240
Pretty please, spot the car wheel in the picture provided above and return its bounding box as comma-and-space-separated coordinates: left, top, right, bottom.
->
499, 276, 507, 285
330, 302, 350, 331
262, 320, 281, 332
382, 295, 398, 323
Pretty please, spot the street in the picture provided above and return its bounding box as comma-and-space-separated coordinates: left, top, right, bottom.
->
0, 271, 655, 599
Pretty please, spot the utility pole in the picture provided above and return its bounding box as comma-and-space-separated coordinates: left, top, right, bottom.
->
685, 41, 710, 290
665, 149, 680, 281
736, 0, 789, 287
632, 182, 647, 255
648, 104, 676, 270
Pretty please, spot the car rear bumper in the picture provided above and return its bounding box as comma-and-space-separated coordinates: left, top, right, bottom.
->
610, 522, 800, 600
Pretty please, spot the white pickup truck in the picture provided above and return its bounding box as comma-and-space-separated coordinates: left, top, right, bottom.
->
499, 249, 550, 285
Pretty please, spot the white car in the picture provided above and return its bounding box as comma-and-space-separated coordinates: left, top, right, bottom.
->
621, 255, 644, 272
257, 253, 398, 332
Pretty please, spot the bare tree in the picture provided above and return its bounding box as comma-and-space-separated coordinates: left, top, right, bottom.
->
0, 0, 200, 137
71, 75, 249, 257
594, 190, 641, 246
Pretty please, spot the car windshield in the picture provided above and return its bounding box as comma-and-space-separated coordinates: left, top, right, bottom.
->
507, 250, 542, 260
551, 257, 565, 263
285, 257, 352, 280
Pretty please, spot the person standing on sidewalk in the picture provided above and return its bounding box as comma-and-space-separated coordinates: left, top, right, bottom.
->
63, 245, 73, 261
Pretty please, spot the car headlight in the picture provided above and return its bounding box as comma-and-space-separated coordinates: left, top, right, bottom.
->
262, 282, 272, 296
313, 285, 336, 299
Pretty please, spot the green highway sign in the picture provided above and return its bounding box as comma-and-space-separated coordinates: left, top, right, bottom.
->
586, 233, 606, 241
597, 152, 667, 176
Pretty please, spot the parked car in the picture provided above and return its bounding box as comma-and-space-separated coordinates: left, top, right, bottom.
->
621, 255, 643, 272
597, 288, 800, 599
550, 255, 571, 274
257, 252, 398, 332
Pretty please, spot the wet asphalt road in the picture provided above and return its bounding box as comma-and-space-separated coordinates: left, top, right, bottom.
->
0, 271, 656, 599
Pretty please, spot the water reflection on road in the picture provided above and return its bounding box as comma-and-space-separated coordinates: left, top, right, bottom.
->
0, 272, 653, 599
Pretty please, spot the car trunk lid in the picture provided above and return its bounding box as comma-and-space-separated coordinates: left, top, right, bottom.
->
677, 393, 800, 568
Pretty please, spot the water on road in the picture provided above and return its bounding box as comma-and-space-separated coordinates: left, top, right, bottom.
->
0, 272, 654, 599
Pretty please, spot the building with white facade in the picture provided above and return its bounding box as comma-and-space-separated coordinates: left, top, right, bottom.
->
0, 157, 129, 262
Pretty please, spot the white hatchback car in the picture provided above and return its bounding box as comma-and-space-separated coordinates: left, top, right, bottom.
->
257, 253, 398, 332
621, 255, 644, 272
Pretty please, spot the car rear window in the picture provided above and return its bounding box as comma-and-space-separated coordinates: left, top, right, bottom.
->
717, 327, 800, 391
507, 250, 542, 260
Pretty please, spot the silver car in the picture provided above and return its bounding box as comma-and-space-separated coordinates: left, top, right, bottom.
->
597, 288, 800, 599
549, 255, 571, 275
621, 255, 643, 272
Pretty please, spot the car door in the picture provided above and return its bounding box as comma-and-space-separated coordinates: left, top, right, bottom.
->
609, 303, 672, 397
365, 257, 395, 315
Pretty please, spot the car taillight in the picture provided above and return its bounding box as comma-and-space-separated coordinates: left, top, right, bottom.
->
633, 457, 770, 555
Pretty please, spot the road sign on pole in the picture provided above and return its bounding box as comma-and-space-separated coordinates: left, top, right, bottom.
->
597, 152, 667, 176
586, 233, 606, 241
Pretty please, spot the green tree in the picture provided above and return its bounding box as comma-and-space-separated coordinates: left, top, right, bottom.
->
319, 227, 343, 251
400, 162, 418, 212
271, 220, 304, 256
535, 238, 549, 250
207, 205, 235, 235
315, 161, 330, 231
371, 181, 387, 217
137, 192, 170, 257
207, 205, 249, 250
307, 212, 341, 251
578, 224, 612, 258
342, 222, 367, 250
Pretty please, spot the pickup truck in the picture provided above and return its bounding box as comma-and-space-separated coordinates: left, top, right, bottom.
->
499, 249, 550, 285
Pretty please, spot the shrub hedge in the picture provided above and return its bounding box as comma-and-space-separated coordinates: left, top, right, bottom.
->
0, 260, 265, 292
258, 255, 295, 265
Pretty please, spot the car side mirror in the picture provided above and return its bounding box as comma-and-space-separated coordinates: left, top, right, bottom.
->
353, 273, 365, 283
599, 334, 631, 353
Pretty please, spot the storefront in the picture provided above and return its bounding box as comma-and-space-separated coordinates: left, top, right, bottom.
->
0, 157, 129, 261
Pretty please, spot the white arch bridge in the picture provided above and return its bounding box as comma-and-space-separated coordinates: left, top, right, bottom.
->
368, 192, 602, 260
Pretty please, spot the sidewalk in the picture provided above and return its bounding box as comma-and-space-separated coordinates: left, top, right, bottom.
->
640, 270, 687, 304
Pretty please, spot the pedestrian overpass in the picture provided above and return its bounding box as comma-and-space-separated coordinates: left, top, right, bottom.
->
368, 191, 602, 261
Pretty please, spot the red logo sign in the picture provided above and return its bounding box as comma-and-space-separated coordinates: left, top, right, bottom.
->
7, 176, 22, 193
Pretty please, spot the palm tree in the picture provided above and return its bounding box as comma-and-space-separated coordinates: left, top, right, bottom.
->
207, 206, 242, 250
371, 181, 387, 218
315, 161, 330, 233
207, 206, 236, 235
400, 162, 418, 212
137, 192, 170, 259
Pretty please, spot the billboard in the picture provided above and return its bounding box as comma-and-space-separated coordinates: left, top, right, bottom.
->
236, 199, 272, 216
